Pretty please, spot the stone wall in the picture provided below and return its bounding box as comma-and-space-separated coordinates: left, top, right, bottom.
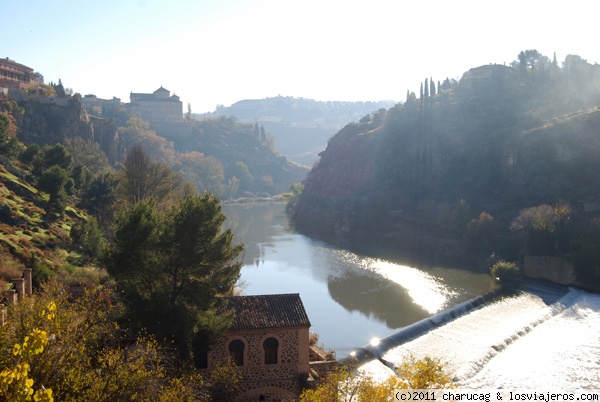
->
524, 255, 576, 285
207, 326, 309, 401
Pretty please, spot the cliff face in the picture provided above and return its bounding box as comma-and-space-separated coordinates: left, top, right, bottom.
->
8, 92, 122, 163
89, 116, 121, 162
13, 94, 94, 145
291, 60, 600, 264
7, 91, 305, 198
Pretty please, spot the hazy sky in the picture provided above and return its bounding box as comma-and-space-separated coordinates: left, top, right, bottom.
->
2, 0, 598, 113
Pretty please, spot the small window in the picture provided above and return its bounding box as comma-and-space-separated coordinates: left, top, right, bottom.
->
228, 339, 245, 366
263, 337, 279, 364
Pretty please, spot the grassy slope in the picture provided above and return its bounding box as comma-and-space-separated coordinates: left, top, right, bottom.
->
0, 160, 88, 287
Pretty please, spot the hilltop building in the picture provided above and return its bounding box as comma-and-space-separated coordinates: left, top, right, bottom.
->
81, 94, 122, 115
0, 57, 42, 93
204, 293, 337, 401
128, 86, 183, 123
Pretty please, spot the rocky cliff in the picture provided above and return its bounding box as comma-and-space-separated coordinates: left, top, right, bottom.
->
291, 56, 600, 269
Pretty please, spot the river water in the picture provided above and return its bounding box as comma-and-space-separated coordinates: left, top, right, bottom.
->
223, 202, 600, 389
222, 202, 493, 356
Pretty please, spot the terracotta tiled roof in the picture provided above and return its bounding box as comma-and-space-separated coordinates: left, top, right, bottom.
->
224, 294, 311, 330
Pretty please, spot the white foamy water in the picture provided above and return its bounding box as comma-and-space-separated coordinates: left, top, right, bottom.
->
461, 289, 600, 390
360, 288, 600, 390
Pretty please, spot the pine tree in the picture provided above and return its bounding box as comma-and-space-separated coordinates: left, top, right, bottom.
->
106, 194, 243, 361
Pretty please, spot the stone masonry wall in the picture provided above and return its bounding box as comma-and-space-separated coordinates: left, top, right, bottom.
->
207, 326, 308, 400
524, 255, 576, 285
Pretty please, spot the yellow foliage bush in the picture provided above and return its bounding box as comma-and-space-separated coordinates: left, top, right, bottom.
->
300, 355, 452, 402
0, 281, 212, 401
0, 313, 54, 402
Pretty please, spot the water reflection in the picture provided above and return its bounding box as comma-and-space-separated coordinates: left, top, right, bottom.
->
221, 202, 492, 355
369, 261, 458, 314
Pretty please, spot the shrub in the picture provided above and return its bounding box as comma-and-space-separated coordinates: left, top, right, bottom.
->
300, 355, 453, 401
70, 218, 105, 261
0, 281, 211, 401
490, 260, 520, 282
0, 254, 24, 282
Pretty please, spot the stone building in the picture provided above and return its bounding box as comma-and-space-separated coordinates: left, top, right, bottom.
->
205, 293, 336, 401
128, 86, 183, 123
0, 57, 42, 92
81, 94, 122, 115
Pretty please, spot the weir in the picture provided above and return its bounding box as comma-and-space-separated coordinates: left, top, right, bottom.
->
342, 288, 507, 366
343, 279, 570, 372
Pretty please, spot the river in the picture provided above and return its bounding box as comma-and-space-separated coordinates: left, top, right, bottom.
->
223, 202, 600, 389
222, 202, 493, 357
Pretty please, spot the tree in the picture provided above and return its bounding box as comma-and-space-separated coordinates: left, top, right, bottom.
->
516, 50, 551, 80
70, 217, 105, 261
37, 166, 71, 217
64, 137, 111, 175
464, 211, 501, 259
300, 355, 452, 401
105, 193, 243, 361
79, 171, 118, 228
185, 103, 192, 123
231, 161, 254, 193
0, 113, 20, 156
0, 281, 211, 401
117, 144, 181, 204
33, 144, 73, 176
284, 182, 304, 220
19, 144, 42, 164
207, 358, 241, 402
510, 203, 572, 255
395, 355, 452, 389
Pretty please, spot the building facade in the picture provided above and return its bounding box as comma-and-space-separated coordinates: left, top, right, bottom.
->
0, 57, 42, 91
128, 86, 183, 123
81, 94, 122, 115
206, 294, 336, 401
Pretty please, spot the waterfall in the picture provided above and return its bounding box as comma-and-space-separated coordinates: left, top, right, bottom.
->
356, 279, 600, 390
343, 289, 505, 366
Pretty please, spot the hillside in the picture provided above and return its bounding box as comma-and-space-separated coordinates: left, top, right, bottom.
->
8, 90, 306, 199
0, 154, 97, 290
290, 52, 600, 281
203, 96, 396, 165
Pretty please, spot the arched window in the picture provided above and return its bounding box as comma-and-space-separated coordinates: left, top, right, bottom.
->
228, 339, 245, 366
263, 337, 279, 364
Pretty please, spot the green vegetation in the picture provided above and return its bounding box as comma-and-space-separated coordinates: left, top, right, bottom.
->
0, 88, 248, 399
0, 281, 222, 401
290, 50, 600, 285
105, 193, 242, 362
490, 260, 521, 283
111, 114, 306, 199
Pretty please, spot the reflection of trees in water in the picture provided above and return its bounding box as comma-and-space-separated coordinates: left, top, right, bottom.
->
222, 203, 288, 265
226, 202, 434, 329
326, 271, 429, 329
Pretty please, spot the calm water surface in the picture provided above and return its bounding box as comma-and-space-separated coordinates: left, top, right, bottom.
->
222, 202, 493, 357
